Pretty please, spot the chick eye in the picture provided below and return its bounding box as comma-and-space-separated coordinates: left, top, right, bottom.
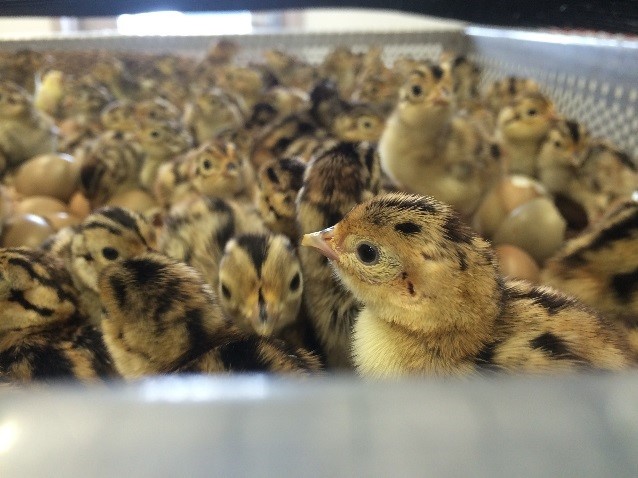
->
554, 140, 563, 148
361, 120, 373, 130
356, 242, 379, 265
289, 272, 301, 291
227, 162, 237, 171
221, 283, 231, 299
102, 247, 119, 260
527, 108, 538, 116
202, 159, 212, 170
150, 130, 160, 138
411, 84, 422, 97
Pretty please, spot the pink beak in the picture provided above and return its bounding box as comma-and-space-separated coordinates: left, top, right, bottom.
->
301, 227, 339, 262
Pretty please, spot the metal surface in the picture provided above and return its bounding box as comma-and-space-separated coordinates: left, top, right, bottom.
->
468, 27, 638, 159
1, 374, 638, 477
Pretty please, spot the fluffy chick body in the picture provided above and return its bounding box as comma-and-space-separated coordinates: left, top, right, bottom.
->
98, 252, 321, 377
0, 80, 58, 173
296, 141, 381, 368
303, 193, 632, 378
0, 247, 115, 382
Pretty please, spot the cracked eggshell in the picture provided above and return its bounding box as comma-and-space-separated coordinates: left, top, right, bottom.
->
472, 175, 546, 239
14, 153, 80, 202
493, 197, 567, 264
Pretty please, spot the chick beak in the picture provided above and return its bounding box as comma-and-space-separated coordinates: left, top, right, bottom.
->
301, 227, 339, 262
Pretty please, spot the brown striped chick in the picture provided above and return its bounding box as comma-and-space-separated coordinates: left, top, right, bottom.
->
245, 86, 310, 131
183, 87, 245, 145
159, 195, 265, 291
378, 64, 454, 193
44, 206, 156, 325
134, 120, 193, 191
495, 92, 558, 176
567, 142, 638, 223
218, 233, 315, 350
77, 131, 143, 209
302, 193, 632, 378
296, 141, 381, 369
442, 55, 481, 107
251, 112, 324, 169
256, 157, 306, 240
100, 100, 137, 133
0, 80, 57, 175
0, 247, 115, 383
98, 252, 321, 378
484, 76, 541, 114
542, 197, 638, 330
154, 140, 254, 208
320, 47, 362, 98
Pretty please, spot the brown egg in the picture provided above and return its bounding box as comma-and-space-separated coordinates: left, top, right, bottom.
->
68, 191, 91, 219
44, 211, 82, 231
14, 153, 80, 202
1, 214, 55, 248
473, 175, 546, 238
106, 189, 157, 213
495, 244, 540, 283
493, 197, 567, 264
16, 196, 68, 216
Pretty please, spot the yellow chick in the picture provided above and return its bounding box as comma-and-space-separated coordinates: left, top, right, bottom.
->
98, 252, 322, 378
378, 64, 454, 193
495, 91, 558, 176
296, 141, 381, 369
484, 76, 541, 114
302, 193, 632, 378
0, 80, 58, 174
537, 119, 591, 195
0, 247, 115, 383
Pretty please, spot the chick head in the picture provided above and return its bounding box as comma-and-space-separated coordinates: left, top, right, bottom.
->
497, 92, 557, 142
100, 100, 137, 132
302, 193, 496, 320
218, 233, 303, 337
71, 206, 156, 293
189, 140, 248, 198
396, 64, 453, 127
135, 120, 192, 158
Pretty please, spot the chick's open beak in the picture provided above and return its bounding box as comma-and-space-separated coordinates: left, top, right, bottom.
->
301, 227, 339, 262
